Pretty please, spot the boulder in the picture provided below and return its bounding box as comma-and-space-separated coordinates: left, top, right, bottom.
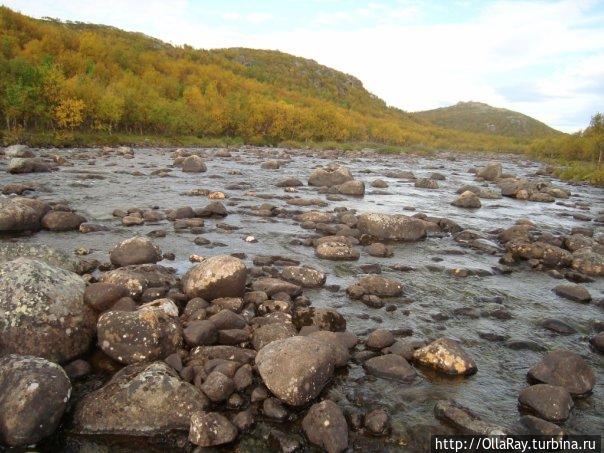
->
97, 309, 181, 364
415, 178, 439, 189
182, 255, 247, 300
412, 338, 477, 375
0, 258, 95, 363
41, 211, 86, 231
571, 249, 604, 276
181, 155, 207, 172
452, 191, 481, 209
332, 180, 365, 196
256, 336, 335, 406
518, 384, 573, 422
251, 277, 302, 296
252, 323, 297, 351
4, 144, 33, 157
476, 162, 502, 181
553, 284, 591, 302
0, 197, 45, 232
363, 354, 416, 382
84, 282, 128, 311
315, 241, 360, 261
109, 236, 162, 267
0, 355, 71, 447
281, 266, 326, 288
8, 157, 53, 174
308, 163, 353, 187
100, 264, 178, 299
73, 362, 209, 435
434, 400, 506, 435
357, 213, 426, 241
302, 400, 348, 453
347, 275, 403, 298
527, 349, 595, 396
366, 329, 395, 349
189, 412, 238, 447
0, 242, 79, 272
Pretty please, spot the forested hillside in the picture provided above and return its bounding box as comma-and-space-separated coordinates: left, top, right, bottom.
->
414, 101, 560, 139
0, 6, 526, 151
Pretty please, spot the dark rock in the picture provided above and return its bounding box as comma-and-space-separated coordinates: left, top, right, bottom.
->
434, 400, 506, 435
553, 284, 592, 302
109, 236, 162, 267
41, 211, 86, 231
84, 282, 128, 311
518, 384, 573, 422
302, 400, 348, 453
363, 354, 416, 382
189, 411, 237, 447
364, 408, 390, 436
527, 349, 595, 396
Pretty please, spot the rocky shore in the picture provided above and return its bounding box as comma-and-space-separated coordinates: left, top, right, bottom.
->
0, 144, 601, 451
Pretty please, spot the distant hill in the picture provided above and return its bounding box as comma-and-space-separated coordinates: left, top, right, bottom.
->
414, 101, 561, 139
0, 7, 540, 151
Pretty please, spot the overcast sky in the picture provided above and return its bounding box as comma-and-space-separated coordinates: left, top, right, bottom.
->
4, 0, 604, 132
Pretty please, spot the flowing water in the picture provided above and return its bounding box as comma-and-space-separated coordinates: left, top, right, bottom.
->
1, 147, 602, 452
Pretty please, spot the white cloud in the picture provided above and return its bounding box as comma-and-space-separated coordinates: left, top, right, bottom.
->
3, 0, 603, 131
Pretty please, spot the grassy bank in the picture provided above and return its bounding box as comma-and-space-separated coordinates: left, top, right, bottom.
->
2, 129, 602, 186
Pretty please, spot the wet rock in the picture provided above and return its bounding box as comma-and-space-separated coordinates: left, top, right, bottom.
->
507, 241, 572, 268
276, 177, 303, 187
527, 349, 595, 396
347, 275, 403, 298
412, 338, 477, 375
308, 163, 353, 187
0, 355, 71, 447
590, 332, 604, 353
181, 155, 207, 173
256, 336, 335, 406
372, 179, 388, 188
366, 242, 393, 257
109, 236, 162, 267
0, 198, 46, 232
0, 258, 94, 363
251, 277, 302, 296
518, 384, 573, 423
357, 213, 427, 241
2, 182, 35, 194
541, 319, 576, 335
232, 409, 254, 431
4, 144, 33, 157
363, 354, 416, 382
97, 309, 181, 364
63, 358, 92, 380
294, 307, 346, 332
84, 282, 128, 311
233, 364, 253, 390
281, 265, 326, 288
477, 162, 502, 181
553, 283, 591, 302
332, 179, 365, 196
434, 400, 506, 435
452, 191, 481, 209
183, 320, 218, 346
364, 408, 390, 436
302, 400, 348, 453
40, 211, 86, 231
73, 361, 208, 435
0, 242, 79, 272
314, 239, 358, 261
510, 415, 564, 437
415, 178, 439, 189
571, 249, 604, 276
100, 264, 177, 298
189, 411, 238, 447
8, 157, 54, 174
307, 330, 350, 367
366, 329, 395, 349
183, 255, 247, 300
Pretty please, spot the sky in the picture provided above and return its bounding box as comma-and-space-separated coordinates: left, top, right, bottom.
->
3, 0, 604, 132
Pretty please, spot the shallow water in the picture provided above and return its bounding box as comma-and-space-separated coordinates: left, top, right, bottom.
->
1, 146, 602, 451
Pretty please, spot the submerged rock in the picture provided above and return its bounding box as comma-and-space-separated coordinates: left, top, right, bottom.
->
434, 400, 506, 435
527, 349, 595, 396
518, 384, 573, 423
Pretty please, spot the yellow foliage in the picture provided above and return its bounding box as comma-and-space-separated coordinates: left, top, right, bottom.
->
54, 98, 85, 129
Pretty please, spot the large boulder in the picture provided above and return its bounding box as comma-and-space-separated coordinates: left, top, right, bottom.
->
182, 255, 247, 300
452, 191, 481, 209
527, 349, 595, 396
97, 309, 181, 364
506, 241, 572, 268
332, 180, 365, 196
571, 249, 604, 276
308, 163, 353, 187
0, 355, 71, 447
0, 258, 95, 363
302, 400, 348, 453
315, 241, 360, 261
73, 361, 209, 435
0, 242, 80, 272
0, 197, 46, 232
4, 144, 33, 157
100, 264, 178, 298
412, 338, 477, 375
109, 236, 162, 267
357, 213, 427, 241
363, 354, 416, 383
256, 336, 335, 406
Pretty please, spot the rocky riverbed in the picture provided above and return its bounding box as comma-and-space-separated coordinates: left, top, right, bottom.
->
0, 144, 602, 452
